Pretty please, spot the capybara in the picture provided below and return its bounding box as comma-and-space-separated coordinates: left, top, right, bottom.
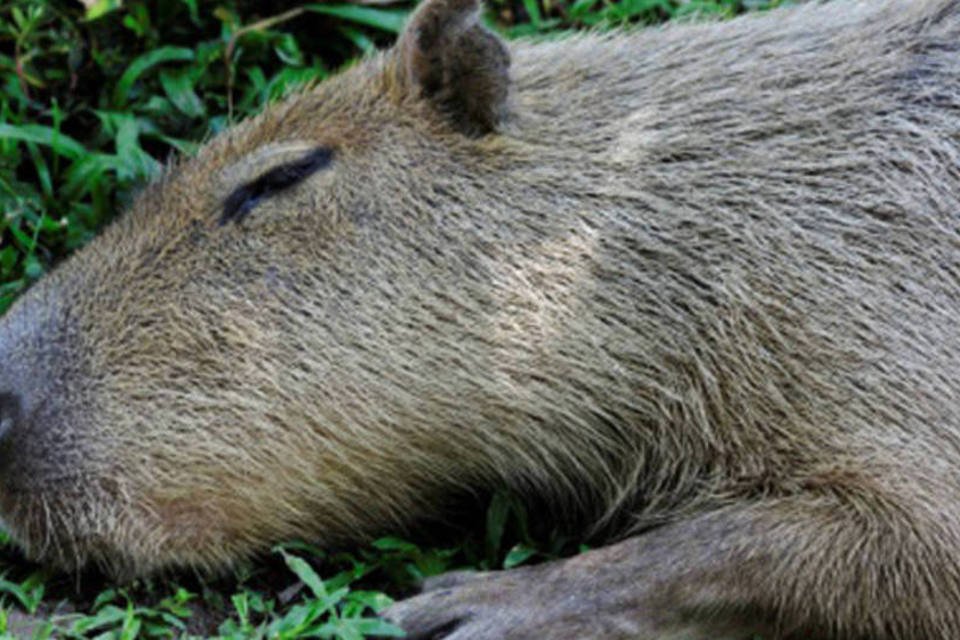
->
1, 0, 959, 637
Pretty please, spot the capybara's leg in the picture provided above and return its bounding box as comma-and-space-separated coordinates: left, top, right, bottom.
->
386, 491, 960, 639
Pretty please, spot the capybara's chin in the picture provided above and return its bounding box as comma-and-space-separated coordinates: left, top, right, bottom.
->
0, 483, 137, 576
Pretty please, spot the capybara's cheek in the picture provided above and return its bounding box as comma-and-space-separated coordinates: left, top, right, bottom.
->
144, 494, 250, 562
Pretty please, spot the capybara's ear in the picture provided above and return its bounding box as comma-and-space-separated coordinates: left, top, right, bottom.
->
397, 0, 510, 135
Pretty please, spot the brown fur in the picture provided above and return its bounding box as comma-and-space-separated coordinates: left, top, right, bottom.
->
1, 0, 959, 636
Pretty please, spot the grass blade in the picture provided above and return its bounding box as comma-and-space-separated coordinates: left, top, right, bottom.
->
304, 4, 410, 33
113, 46, 195, 107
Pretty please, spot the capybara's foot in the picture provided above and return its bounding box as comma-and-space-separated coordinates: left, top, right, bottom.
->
384, 560, 757, 640
384, 563, 649, 640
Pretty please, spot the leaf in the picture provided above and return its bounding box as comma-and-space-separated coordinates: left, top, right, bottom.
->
180, 0, 200, 24
61, 153, 117, 200
503, 543, 537, 569
522, 0, 544, 27
337, 26, 375, 54
0, 282, 25, 315
0, 124, 86, 159
231, 592, 250, 628
0, 575, 44, 614
155, 611, 188, 629
113, 46, 195, 107
25, 143, 52, 200
0, 248, 17, 277
371, 537, 420, 554
83, 0, 123, 21
304, 4, 410, 33
279, 551, 327, 600
413, 548, 455, 578
321, 566, 367, 594
348, 618, 406, 637
70, 604, 129, 633
569, 0, 600, 20
119, 610, 142, 640
485, 491, 511, 565
274, 540, 327, 559
91, 589, 120, 611
28, 620, 55, 640
268, 602, 317, 635
114, 115, 162, 180
274, 34, 304, 67
159, 70, 205, 118
345, 590, 393, 613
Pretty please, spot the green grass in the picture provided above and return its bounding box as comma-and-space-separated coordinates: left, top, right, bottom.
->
1, 0, 784, 637
0, 491, 579, 638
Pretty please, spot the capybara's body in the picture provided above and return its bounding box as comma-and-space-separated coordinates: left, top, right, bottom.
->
1, 0, 959, 637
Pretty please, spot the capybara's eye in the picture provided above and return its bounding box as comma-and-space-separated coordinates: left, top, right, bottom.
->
220, 146, 334, 225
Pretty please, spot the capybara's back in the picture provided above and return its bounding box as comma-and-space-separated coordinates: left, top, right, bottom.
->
0, 0, 958, 637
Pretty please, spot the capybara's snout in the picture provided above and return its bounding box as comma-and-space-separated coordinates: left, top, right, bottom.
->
0, 392, 23, 480
0, 295, 71, 495
0, 308, 44, 491
0, 265, 225, 576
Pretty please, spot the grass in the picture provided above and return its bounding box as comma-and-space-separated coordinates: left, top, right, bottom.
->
0, 0, 784, 637
0, 491, 579, 638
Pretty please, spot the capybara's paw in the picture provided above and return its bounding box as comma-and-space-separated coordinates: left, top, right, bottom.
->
383, 564, 657, 640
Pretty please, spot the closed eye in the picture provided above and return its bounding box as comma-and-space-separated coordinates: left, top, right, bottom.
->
220, 147, 334, 225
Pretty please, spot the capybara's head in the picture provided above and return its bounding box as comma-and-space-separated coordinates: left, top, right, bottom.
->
0, 0, 514, 575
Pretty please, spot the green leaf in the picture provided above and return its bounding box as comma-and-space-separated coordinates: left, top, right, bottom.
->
180, 0, 200, 24
503, 543, 537, 569
268, 602, 316, 635
0, 282, 25, 315
159, 70, 205, 118
25, 143, 52, 200
371, 537, 420, 554
522, 0, 544, 27
345, 590, 393, 613
485, 491, 511, 565
114, 115, 162, 180
274, 540, 327, 559
91, 588, 120, 611
83, 0, 123, 21
231, 592, 250, 629
279, 551, 327, 600
119, 610, 142, 640
0, 248, 17, 277
348, 618, 406, 637
569, 0, 600, 20
337, 26, 376, 54
113, 46, 195, 107
70, 604, 129, 633
304, 4, 410, 33
61, 152, 116, 200
0, 124, 86, 159
274, 34, 304, 67
0, 574, 44, 614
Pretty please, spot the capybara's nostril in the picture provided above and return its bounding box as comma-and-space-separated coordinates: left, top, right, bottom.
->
0, 392, 20, 445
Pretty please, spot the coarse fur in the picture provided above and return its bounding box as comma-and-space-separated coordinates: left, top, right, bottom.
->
1, 0, 959, 636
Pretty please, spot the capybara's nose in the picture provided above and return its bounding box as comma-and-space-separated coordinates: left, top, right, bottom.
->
0, 392, 20, 447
